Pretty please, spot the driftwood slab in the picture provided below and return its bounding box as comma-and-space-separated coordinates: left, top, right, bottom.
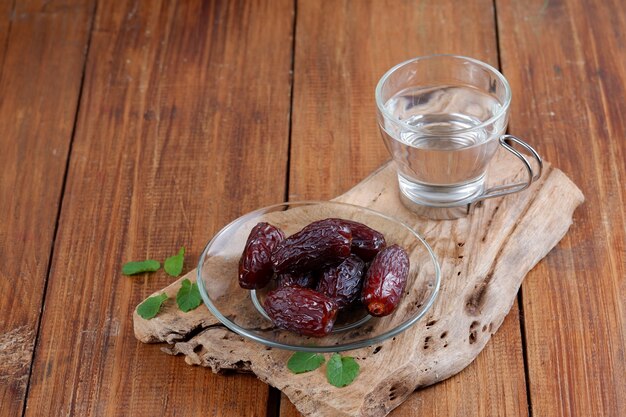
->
133, 152, 584, 417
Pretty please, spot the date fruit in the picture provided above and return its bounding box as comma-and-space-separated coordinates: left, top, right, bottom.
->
361, 244, 410, 317
305, 218, 386, 261
263, 286, 338, 337
271, 222, 351, 273
276, 271, 318, 288
239, 217, 409, 337
317, 255, 366, 309
238, 222, 285, 289
343, 219, 386, 261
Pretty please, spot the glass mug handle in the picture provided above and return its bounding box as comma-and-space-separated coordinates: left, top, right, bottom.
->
476, 135, 544, 202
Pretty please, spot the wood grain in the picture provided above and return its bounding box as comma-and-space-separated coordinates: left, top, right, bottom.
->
280, 301, 526, 417
0, 1, 94, 416
4, 0, 621, 416
286, 0, 528, 416
497, 0, 626, 415
133, 155, 583, 417
0, 0, 14, 74
22, 0, 293, 416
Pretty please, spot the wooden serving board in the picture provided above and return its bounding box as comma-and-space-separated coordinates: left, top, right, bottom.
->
133, 152, 584, 417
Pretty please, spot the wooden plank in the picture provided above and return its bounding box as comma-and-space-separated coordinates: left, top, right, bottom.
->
497, 0, 626, 415
284, 0, 528, 416
23, 0, 293, 416
0, 0, 14, 72
280, 302, 526, 417
0, 1, 94, 416
132, 154, 583, 416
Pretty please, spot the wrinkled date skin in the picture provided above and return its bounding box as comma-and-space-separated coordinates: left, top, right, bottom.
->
238, 222, 285, 289
271, 222, 351, 273
308, 218, 386, 261
361, 244, 410, 317
317, 254, 366, 309
276, 271, 318, 288
263, 286, 338, 337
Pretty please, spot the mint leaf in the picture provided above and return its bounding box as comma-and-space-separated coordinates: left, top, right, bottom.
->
164, 247, 185, 277
122, 259, 160, 275
287, 352, 325, 374
176, 278, 202, 312
137, 293, 168, 319
326, 353, 359, 387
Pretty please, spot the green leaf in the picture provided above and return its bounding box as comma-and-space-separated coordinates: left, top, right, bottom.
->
137, 293, 168, 319
164, 247, 185, 277
287, 352, 326, 374
326, 353, 360, 387
122, 259, 161, 275
176, 278, 202, 312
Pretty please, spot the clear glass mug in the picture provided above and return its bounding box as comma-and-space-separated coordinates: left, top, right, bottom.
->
375, 55, 542, 219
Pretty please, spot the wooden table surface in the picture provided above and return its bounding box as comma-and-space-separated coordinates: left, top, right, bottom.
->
1, 0, 624, 416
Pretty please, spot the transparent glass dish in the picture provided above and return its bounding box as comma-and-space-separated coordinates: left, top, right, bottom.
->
197, 201, 441, 352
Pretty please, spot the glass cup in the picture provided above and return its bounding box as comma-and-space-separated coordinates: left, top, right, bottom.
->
375, 55, 542, 219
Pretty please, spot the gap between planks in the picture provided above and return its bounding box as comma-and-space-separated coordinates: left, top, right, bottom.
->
19, 1, 100, 416
273, 0, 299, 415
490, 0, 535, 414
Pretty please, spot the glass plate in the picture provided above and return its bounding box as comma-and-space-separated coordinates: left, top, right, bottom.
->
197, 201, 440, 352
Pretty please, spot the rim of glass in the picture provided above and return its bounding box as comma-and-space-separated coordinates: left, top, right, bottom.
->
375, 54, 512, 135
196, 200, 442, 352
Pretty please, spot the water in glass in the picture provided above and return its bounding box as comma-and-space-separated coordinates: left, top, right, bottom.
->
380, 84, 505, 205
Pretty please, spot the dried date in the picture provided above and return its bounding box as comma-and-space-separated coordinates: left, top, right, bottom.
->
271, 222, 351, 273
263, 286, 338, 337
317, 255, 366, 309
330, 219, 387, 261
361, 244, 410, 317
238, 222, 285, 289
276, 271, 318, 288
